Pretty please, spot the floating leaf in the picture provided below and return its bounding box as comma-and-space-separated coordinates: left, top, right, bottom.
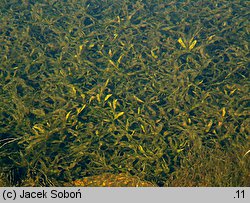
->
66, 111, 71, 121
113, 99, 118, 110
133, 95, 144, 103
89, 95, 95, 104
104, 94, 112, 102
221, 107, 226, 117
32, 124, 45, 134
141, 124, 146, 133
79, 45, 84, 52
189, 39, 197, 50
114, 111, 124, 120
108, 59, 118, 68
89, 43, 95, 48
138, 145, 146, 154
96, 93, 101, 103
76, 105, 86, 115
108, 49, 113, 57
117, 54, 123, 64
178, 37, 187, 49
207, 34, 215, 41
151, 50, 158, 59
206, 120, 213, 132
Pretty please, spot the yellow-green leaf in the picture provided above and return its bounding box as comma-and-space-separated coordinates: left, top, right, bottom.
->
113, 99, 118, 110
189, 40, 197, 50
96, 93, 101, 103
133, 95, 144, 103
178, 37, 187, 49
66, 111, 72, 121
104, 94, 112, 102
77, 104, 86, 115
114, 111, 124, 120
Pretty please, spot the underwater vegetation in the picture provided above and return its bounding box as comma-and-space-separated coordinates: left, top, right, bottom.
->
66, 173, 155, 187
0, 0, 249, 187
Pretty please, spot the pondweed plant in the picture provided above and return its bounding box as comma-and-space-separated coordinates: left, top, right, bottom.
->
0, 0, 249, 186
